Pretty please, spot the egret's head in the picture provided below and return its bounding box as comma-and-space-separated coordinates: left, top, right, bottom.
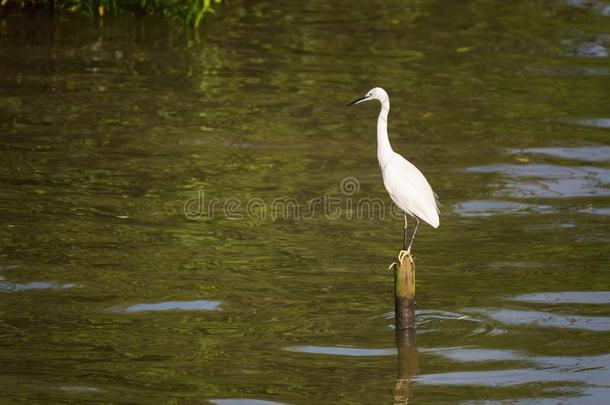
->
346, 87, 388, 106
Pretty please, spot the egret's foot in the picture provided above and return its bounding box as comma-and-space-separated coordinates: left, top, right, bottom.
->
398, 249, 411, 265
390, 249, 414, 270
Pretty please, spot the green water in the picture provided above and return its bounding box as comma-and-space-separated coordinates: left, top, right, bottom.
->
1, 1, 610, 403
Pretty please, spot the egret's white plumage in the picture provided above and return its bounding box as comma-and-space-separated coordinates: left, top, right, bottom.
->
348, 87, 439, 250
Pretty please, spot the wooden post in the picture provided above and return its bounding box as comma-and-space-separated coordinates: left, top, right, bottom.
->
394, 251, 416, 330
392, 251, 417, 404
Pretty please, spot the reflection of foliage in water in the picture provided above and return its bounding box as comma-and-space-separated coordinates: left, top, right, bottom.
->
0, 0, 221, 27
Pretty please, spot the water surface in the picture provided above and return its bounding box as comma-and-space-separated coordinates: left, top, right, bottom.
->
0, 1, 609, 403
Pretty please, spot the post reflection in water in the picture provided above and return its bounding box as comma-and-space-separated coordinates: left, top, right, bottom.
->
393, 308, 418, 404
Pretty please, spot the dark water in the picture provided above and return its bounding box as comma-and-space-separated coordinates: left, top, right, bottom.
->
1, 1, 609, 403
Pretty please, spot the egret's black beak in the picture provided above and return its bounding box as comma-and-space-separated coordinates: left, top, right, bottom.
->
346, 95, 368, 107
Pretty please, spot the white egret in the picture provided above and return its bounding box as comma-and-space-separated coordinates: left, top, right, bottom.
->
347, 87, 439, 258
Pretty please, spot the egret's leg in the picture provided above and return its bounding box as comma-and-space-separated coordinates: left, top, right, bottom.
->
391, 214, 412, 268
407, 218, 420, 252
402, 213, 409, 250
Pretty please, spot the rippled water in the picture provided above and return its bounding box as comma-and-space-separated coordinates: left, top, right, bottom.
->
1, 1, 609, 403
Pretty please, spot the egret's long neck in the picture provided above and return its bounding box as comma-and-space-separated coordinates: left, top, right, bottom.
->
377, 98, 393, 164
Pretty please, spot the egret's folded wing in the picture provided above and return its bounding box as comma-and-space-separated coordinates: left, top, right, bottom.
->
382, 154, 439, 228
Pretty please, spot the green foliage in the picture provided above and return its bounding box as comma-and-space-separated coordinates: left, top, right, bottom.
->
0, 0, 221, 27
